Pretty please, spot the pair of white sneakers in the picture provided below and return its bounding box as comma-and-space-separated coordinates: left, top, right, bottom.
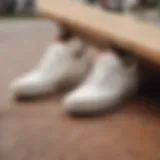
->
11, 38, 138, 114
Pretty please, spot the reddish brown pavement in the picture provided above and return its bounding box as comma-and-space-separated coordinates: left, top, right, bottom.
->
0, 19, 160, 160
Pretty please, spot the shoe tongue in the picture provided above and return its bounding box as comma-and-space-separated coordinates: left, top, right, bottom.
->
84, 51, 124, 86
38, 43, 69, 73
97, 51, 123, 69
67, 38, 84, 56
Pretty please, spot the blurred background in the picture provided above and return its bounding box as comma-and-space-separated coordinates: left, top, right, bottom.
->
0, 0, 159, 24
0, 0, 160, 17
80, 0, 160, 23
0, 0, 35, 16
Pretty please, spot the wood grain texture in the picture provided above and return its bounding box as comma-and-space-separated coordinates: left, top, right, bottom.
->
37, 0, 160, 65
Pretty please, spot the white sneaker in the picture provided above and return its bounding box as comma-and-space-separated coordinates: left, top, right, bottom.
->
11, 38, 90, 97
63, 50, 138, 114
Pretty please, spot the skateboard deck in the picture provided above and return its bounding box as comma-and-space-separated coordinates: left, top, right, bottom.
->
37, 0, 160, 65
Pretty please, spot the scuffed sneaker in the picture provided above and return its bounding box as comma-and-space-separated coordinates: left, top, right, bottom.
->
63, 50, 138, 115
10, 38, 91, 98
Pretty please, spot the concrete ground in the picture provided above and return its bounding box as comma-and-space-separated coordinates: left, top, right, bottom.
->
0, 19, 55, 108
0, 19, 160, 160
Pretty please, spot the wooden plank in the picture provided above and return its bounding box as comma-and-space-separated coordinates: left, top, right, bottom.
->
37, 0, 160, 65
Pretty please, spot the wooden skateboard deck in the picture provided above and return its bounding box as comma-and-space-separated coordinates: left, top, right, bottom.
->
37, 0, 160, 65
